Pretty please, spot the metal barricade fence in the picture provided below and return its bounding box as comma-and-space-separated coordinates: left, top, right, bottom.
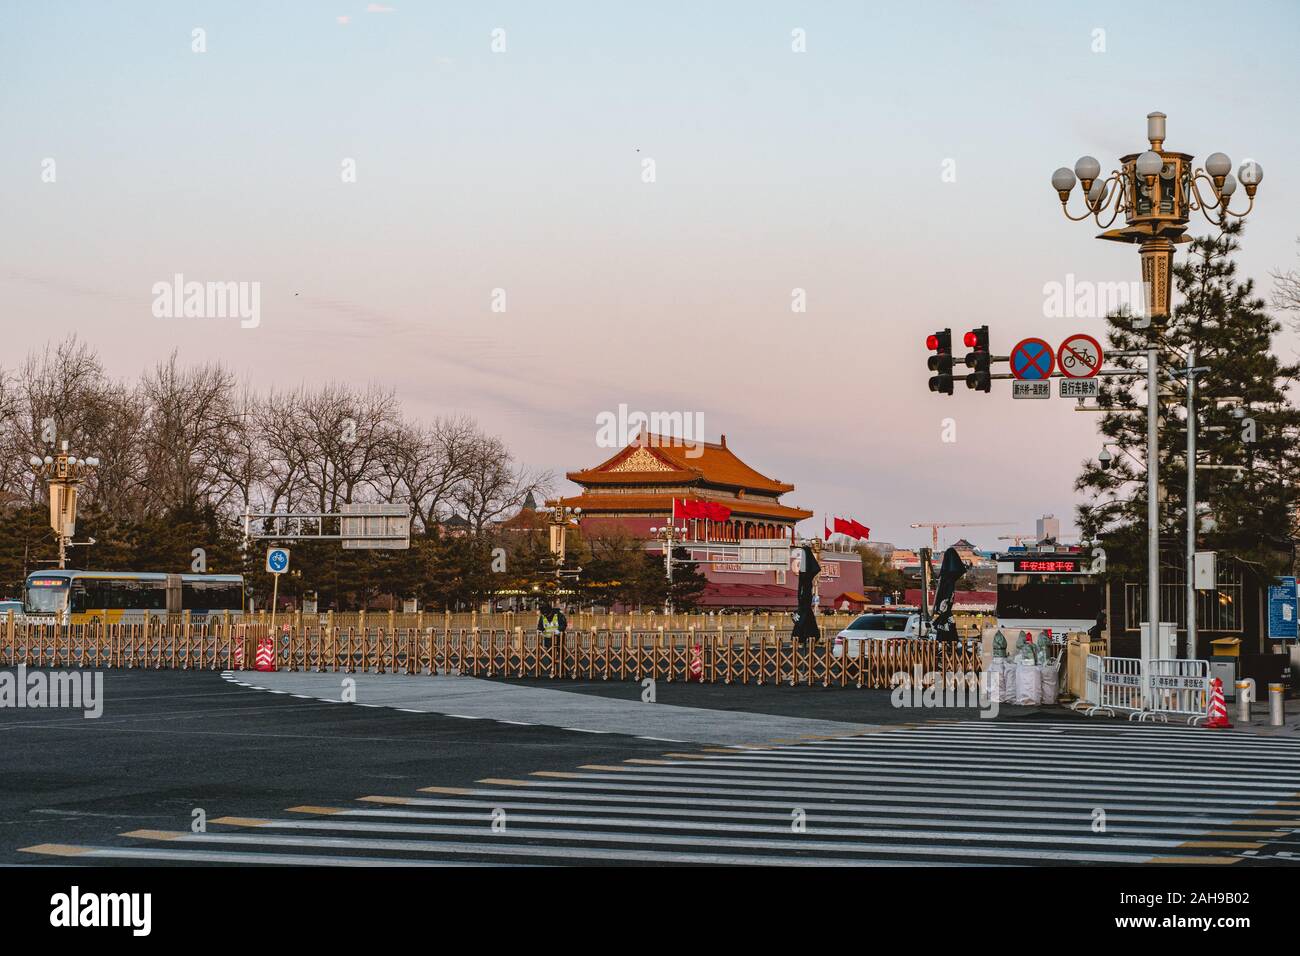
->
0, 622, 986, 691
1095, 655, 1145, 716
1144, 658, 1210, 724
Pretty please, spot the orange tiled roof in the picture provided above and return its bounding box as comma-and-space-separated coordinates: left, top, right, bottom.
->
550, 493, 812, 522
568, 433, 794, 494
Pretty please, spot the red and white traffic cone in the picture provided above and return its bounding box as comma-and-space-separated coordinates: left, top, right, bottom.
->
1204, 677, 1232, 728
689, 644, 703, 683
255, 634, 276, 672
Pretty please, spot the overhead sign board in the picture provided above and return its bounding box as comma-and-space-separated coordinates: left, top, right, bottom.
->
1060, 378, 1099, 399
1012, 381, 1050, 400
1010, 338, 1055, 380
1057, 333, 1104, 378
341, 503, 411, 550
1268, 576, 1297, 640
265, 546, 290, 574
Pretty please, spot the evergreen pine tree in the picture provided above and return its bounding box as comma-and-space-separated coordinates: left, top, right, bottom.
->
1076, 223, 1300, 590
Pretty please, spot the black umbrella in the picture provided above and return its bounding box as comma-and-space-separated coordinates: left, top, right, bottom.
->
930, 546, 968, 642
791, 544, 821, 645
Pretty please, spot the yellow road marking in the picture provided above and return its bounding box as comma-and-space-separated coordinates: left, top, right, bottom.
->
19, 844, 91, 857
1178, 840, 1261, 850
363, 795, 416, 804
476, 778, 532, 786
1202, 830, 1286, 838
285, 805, 345, 815
210, 816, 271, 827
1148, 856, 1239, 865
579, 764, 631, 772
121, 829, 183, 841
530, 771, 583, 778
416, 787, 471, 796
624, 759, 675, 765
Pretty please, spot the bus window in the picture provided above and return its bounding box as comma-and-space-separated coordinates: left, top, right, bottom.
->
182, 581, 243, 611
77, 579, 167, 611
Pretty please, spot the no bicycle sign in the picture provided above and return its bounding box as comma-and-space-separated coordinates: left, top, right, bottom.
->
1057, 333, 1104, 379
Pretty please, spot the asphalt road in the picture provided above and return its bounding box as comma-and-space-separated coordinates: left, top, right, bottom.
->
5, 668, 1300, 867
0, 669, 672, 864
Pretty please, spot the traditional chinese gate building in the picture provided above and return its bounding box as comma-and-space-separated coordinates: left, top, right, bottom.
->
551, 431, 864, 609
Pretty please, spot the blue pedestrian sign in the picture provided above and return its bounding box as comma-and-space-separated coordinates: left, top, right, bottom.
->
1010, 338, 1055, 380
265, 546, 291, 575
1267, 576, 1297, 640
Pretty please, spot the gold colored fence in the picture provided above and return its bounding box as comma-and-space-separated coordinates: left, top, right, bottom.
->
231, 609, 995, 639
0, 620, 984, 690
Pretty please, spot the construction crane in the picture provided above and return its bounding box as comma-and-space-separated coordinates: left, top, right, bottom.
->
997, 533, 1039, 546
910, 521, 1013, 551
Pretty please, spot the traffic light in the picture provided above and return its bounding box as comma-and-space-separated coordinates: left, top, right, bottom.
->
926, 329, 954, 394
963, 325, 991, 392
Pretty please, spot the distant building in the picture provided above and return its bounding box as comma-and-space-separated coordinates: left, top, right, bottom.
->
1036, 514, 1061, 543
550, 429, 863, 608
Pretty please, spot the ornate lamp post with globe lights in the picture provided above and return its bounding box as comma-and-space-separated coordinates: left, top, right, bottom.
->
1050, 111, 1263, 675
29, 440, 100, 570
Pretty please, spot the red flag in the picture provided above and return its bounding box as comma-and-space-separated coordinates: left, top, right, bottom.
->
833, 517, 855, 537
824, 517, 832, 541
705, 501, 731, 522
850, 520, 870, 540
672, 498, 698, 520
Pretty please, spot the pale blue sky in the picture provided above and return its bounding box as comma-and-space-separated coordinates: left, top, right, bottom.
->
3, 0, 1298, 548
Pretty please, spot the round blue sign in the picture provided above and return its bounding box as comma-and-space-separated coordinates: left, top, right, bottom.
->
267, 548, 289, 573
1010, 337, 1055, 380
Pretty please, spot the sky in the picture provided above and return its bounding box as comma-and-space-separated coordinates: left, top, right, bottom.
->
2, 0, 1298, 551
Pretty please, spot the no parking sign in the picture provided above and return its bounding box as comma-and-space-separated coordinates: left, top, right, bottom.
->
1010, 338, 1055, 380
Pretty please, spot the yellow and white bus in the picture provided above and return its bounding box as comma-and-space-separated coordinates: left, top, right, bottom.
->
24, 570, 245, 626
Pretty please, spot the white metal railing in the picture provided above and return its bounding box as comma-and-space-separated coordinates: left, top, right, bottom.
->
1095, 655, 1145, 716
1143, 658, 1211, 725
1073, 655, 1212, 723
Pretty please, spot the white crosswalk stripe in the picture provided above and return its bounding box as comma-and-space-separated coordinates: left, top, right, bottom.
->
25, 720, 1300, 867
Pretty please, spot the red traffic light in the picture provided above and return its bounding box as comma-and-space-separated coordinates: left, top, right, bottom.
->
926, 334, 940, 350
964, 331, 978, 348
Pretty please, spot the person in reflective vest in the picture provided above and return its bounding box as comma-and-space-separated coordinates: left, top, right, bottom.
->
537, 602, 567, 651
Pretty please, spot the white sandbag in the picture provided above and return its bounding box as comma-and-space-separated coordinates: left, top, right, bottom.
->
999, 658, 1017, 703
1040, 661, 1060, 703
1016, 663, 1043, 705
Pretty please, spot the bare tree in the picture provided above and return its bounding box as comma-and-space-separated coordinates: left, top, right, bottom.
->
453, 434, 551, 534
382, 414, 482, 532
1271, 237, 1300, 320
137, 353, 241, 515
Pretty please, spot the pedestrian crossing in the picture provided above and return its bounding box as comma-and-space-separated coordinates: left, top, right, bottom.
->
21, 719, 1300, 866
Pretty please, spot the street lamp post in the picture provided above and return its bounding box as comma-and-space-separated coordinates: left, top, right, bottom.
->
1052, 111, 1264, 679
28, 440, 100, 570
547, 503, 582, 587
648, 523, 687, 614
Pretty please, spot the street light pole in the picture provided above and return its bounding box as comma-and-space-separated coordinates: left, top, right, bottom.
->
1052, 111, 1265, 688
28, 441, 100, 570
1145, 341, 1160, 671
